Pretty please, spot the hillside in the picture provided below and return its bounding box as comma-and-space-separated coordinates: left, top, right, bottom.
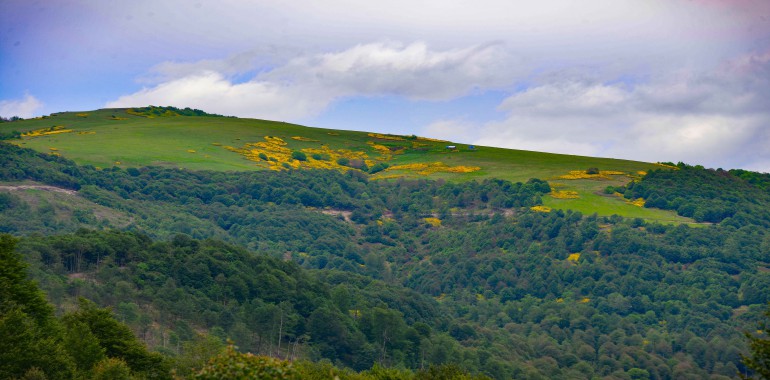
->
1, 107, 691, 222
1, 137, 770, 378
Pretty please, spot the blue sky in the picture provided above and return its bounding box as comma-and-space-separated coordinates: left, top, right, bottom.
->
2, 0, 770, 171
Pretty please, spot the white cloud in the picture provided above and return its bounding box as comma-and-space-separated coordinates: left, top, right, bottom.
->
0, 94, 43, 118
107, 42, 518, 120
439, 50, 770, 172
107, 71, 327, 121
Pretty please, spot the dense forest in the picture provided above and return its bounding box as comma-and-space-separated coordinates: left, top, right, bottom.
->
2, 142, 770, 379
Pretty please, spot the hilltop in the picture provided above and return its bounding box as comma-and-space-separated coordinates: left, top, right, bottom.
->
2, 106, 689, 222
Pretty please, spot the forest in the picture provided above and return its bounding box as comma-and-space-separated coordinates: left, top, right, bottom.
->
2, 141, 770, 379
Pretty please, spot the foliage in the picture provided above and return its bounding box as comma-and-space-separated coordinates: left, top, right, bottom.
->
742, 304, 770, 379
3, 141, 770, 378
193, 343, 296, 379
618, 164, 770, 226
126, 106, 228, 118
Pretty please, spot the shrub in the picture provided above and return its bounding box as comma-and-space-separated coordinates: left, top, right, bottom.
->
193, 344, 296, 380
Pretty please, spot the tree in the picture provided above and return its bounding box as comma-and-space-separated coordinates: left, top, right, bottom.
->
742, 304, 770, 379
0, 234, 74, 379
193, 343, 296, 379
62, 298, 172, 379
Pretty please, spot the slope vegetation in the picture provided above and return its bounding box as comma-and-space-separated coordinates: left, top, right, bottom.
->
2, 107, 686, 221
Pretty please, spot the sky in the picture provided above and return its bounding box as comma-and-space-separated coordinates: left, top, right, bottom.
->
2, 0, 770, 172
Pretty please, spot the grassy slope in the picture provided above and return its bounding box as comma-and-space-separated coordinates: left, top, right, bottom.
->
2, 108, 690, 221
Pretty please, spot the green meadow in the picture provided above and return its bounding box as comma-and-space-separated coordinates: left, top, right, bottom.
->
3, 108, 689, 221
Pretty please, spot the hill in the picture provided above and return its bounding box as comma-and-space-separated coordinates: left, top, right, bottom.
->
3, 107, 770, 378
1, 139, 770, 378
1, 106, 690, 222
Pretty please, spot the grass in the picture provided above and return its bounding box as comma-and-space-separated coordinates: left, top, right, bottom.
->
2, 108, 690, 221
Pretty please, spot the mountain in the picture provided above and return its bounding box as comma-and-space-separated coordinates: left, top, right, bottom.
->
1, 107, 769, 379
3, 106, 688, 222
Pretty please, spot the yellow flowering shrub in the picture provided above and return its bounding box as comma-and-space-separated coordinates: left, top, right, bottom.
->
567, 253, 581, 262
550, 190, 580, 199
385, 162, 480, 176
655, 162, 679, 170
187, 149, 196, 153
580, 297, 590, 303
22, 126, 74, 138
629, 198, 646, 207
291, 136, 319, 142
76, 113, 89, 117
226, 137, 376, 172
368, 133, 405, 141
367, 141, 393, 157
530, 205, 552, 213
423, 217, 442, 227
77, 131, 96, 135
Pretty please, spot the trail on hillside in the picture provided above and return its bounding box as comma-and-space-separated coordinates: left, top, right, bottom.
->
0, 184, 77, 195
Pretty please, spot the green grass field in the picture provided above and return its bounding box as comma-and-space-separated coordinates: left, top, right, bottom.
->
2, 108, 689, 221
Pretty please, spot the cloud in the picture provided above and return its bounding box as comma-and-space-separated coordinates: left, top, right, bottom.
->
453, 50, 770, 171
107, 42, 518, 120
0, 94, 43, 118
107, 71, 327, 121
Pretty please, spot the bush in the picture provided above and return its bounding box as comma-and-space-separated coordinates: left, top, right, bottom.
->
193, 344, 296, 380
291, 151, 307, 161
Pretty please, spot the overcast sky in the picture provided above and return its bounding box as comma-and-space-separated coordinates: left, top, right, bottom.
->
2, 0, 770, 171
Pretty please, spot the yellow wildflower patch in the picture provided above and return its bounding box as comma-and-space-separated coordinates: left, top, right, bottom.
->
567, 253, 581, 262
551, 190, 580, 199
556, 298, 564, 303
476, 293, 485, 301
655, 162, 679, 170
77, 131, 96, 135
424, 217, 442, 227
367, 141, 393, 156
49, 147, 58, 151
530, 205, 552, 213
368, 133, 405, 141
187, 149, 196, 153
327, 132, 340, 136
226, 137, 375, 172
629, 198, 646, 207
385, 162, 480, 176
579, 297, 590, 303
264, 136, 287, 145
22, 126, 74, 138
291, 136, 319, 142
211, 142, 222, 146
76, 113, 89, 117
637, 171, 647, 176
114, 161, 121, 165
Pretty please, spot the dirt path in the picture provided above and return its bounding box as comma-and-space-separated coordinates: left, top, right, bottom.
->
0, 184, 77, 195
